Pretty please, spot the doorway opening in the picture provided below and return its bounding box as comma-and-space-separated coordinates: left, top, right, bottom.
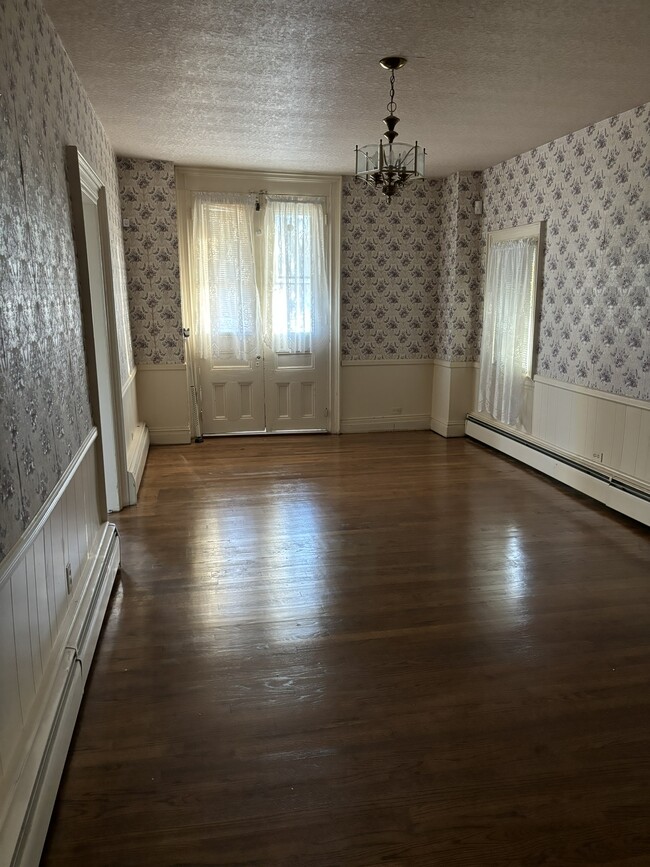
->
67, 147, 129, 514
177, 170, 341, 437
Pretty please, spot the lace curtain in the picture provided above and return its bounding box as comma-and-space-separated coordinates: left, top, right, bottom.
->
478, 236, 538, 427
192, 193, 260, 362
262, 196, 328, 354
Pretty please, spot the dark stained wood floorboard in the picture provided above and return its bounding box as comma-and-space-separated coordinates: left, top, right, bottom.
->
40, 432, 650, 866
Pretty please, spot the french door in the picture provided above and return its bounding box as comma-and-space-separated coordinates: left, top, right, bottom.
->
190, 190, 331, 435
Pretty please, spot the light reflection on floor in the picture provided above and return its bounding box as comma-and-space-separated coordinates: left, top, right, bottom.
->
187, 482, 328, 643
505, 530, 529, 600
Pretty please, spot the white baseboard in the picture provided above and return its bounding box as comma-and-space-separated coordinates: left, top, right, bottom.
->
148, 426, 191, 445
340, 414, 431, 433
2, 524, 120, 867
466, 417, 650, 527
8, 651, 82, 867
127, 422, 150, 503
430, 417, 466, 438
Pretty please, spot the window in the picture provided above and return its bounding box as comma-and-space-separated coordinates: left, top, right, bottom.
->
263, 197, 327, 354
477, 222, 543, 428
192, 193, 259, 363
191, 192, 328, 362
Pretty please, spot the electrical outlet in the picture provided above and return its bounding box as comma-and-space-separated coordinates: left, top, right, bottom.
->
65, 562, 73, 594
592, 452, 604, 463
392, 407, 403, 415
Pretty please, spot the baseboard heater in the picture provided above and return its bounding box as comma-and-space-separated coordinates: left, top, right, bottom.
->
465, 414, 650, 525
4, 524, 121, 867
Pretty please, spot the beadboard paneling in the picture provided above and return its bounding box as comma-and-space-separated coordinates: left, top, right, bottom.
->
533, 376, 650, 486
0, 432, 122, 867
122, 369, 139, 451
0, 579, 22, 776
0, 435, 100, 802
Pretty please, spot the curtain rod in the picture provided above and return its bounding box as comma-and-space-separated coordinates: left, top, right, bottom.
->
248, 190, 268, 211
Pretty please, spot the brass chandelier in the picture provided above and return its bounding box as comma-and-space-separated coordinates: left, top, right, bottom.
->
355, 57, 426, 202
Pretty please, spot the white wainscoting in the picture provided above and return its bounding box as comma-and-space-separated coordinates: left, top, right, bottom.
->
137, 363, 191, 445
466, 375, 650, 526
122, 366, 138, 448
430, 361, 478, 437
0, 431, 120, 867
340, 360, 434, 433
532, 376, 650, 485
122, 367, 149, 503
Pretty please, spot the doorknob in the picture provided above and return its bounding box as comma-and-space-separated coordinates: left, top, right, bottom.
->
256, 355, 261, 360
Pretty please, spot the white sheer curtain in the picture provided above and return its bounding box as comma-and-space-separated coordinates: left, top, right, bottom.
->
192, 193, 260, 362
478, 236, 538, 427
262, 196, 328, 353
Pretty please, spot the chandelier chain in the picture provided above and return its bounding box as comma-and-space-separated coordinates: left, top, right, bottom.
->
387, 70, 397, 115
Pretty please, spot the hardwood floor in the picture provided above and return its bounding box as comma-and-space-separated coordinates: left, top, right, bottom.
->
41, 432, 650, 866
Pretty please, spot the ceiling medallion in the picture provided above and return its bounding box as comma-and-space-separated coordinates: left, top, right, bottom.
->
355, 56, 426, 203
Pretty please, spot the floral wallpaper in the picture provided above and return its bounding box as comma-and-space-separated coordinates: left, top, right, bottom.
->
433, 171, 483, 361
116, 158, 184, 364
0, 0, 132, 562
340, 174, 484, 362
483, 102, 650, 401
340, 178, 443, 360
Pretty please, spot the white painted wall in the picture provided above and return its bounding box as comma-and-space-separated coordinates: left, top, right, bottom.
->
430, 361, 478, 437
340, 361, 435, 433
137, 364, 192, 444
136, 358, 473, 440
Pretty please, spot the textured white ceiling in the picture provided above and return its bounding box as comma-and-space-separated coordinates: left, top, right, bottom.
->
45, 0, 650, 177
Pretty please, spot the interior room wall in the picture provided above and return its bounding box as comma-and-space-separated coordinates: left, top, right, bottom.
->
1, 2, 126, 859
434, 171, 483, 362
472, 102, 650, 511
482, 101, 649, 402
0, 0, 133, 562
116, 158, 184, 365
116, 158, 189, 444
340, 178, 442, 360
427, 171, 483, 435
339, 178, 442, 430
113, 107, 649, 442
336, 172, 483, 433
